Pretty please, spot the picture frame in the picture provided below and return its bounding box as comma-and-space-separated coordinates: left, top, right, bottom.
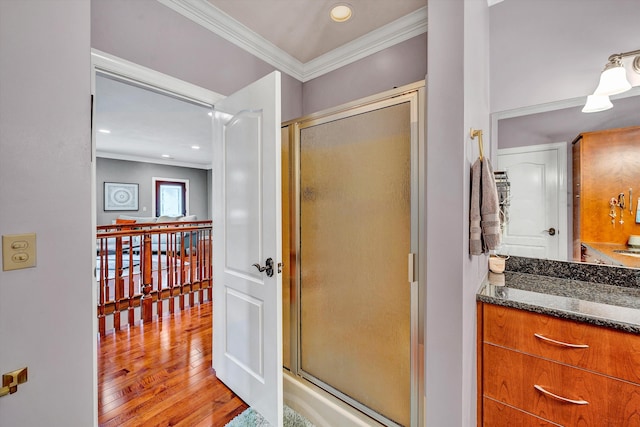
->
104, 182, 139, 211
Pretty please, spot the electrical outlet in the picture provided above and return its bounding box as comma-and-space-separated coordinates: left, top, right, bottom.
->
2, 233, 36, 271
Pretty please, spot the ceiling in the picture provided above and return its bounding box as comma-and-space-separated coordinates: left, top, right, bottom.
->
96, 0, 428, 168
206, 0, 427, 63
95, 74, 214, 169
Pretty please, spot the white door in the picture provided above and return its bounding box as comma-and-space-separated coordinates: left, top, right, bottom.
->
497, 142, 568, 260
212, 71, 283, 426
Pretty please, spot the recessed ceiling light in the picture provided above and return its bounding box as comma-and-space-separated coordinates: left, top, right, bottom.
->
191, 145, 201, 150
208, 112, 213, 117
330, 4, 352, 22
161, 154, 171, 158
98, 129, 111, 134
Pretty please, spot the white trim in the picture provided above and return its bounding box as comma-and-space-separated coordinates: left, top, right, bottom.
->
152, 176, 190, 217
96, 151, 211, 170
90, 47, 98, 427
156, 0, 427, 82
497, 141, 569, 261
91, 48, 224, 105
489, 86, 640, 159
496, 140, 567, 156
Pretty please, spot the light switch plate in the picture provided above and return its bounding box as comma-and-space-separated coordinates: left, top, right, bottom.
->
2, 233, 37, 271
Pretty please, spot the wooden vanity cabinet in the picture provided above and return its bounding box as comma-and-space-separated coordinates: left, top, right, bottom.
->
572, 126, 640, 261
477, 303, 640, 426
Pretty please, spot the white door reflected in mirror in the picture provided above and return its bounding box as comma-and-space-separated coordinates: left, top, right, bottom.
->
497, 142, 568, 261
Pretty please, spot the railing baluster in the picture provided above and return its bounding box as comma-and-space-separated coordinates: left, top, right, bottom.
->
189, 230, 196, 307
156, 232, 165, 319
169, 233, 176, 314
98, 238, 106, 336
114, 236, 123, 331
142, 232, 153, 323
207, 229, 213, 301
179, 231, 185, 311
127, 244, 135, 326
200, 230, 204, 301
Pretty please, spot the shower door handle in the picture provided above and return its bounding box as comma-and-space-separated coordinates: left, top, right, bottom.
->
252, 258, 274, 277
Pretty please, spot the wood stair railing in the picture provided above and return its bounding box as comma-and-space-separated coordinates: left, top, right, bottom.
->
96, 221, 212, 336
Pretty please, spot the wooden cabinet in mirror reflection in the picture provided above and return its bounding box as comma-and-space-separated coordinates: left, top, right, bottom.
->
573, 126, 640, 267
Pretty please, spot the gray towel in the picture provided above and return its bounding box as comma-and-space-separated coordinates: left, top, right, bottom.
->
470, 158, 483, 255
481, 158, 501, 251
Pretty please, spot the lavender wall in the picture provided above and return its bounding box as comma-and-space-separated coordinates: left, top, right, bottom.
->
91, 0, 303, 121
462, 1, 491, 424
426, 0, 490, 425
302, 34, 427, 115
0, 1, 94, 425
490, 0, 640, 113
425, 1, 465, 425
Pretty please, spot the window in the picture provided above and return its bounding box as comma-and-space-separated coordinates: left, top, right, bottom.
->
154, 179, 187, 217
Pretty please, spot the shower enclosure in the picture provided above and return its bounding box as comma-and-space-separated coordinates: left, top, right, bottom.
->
282, 83, 424, 427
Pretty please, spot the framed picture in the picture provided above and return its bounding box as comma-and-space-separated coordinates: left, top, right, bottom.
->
104, 182, 139, 211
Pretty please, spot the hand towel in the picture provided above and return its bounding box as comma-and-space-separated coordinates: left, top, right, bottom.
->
481, 158, 501, 250
470, 158, 483, 255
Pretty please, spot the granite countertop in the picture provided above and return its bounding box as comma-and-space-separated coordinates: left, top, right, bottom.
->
582, 241, 640, 269
477, 271, 640, 334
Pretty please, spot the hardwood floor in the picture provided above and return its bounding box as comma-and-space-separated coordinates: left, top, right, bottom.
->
98, 302, 248, 427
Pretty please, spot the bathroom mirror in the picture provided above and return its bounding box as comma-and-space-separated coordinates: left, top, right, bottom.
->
494, 90, 640, 267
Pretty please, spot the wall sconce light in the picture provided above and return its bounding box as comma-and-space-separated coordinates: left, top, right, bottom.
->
582, 49, 640, 113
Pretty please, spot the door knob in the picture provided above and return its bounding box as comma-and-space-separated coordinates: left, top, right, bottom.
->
252, 258, 274, 277
546, 227, 556, 236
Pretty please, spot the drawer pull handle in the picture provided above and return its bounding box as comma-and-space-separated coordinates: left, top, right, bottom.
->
534, 384, 589, 405
534, 333, 589, 348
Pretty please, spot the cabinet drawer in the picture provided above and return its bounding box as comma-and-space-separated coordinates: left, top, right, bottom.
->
484, 344, 640, 426
483, 398, 557, 426
483, 303, 640, 384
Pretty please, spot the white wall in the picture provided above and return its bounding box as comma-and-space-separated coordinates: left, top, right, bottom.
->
490, 0, 640, 112
0, 1, 94, 426
426, 0, 490, 425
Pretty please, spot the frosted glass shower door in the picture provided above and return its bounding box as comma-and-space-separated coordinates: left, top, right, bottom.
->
299, 101, 412, 426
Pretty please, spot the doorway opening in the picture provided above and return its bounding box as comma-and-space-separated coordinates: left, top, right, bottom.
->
91, 50, 224, 424
153, 178, 189, 217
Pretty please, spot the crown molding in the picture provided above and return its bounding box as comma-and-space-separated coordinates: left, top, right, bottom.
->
157, 0, 305, 80
97, 151, 213, 170
156, 0, 427, 82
